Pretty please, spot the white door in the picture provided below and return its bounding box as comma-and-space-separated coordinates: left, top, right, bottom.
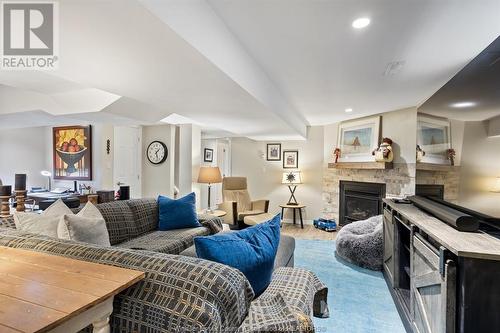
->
214, 140, 231, 205
113, 126, 142, 198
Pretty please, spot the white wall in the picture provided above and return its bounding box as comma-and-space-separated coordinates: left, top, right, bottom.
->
192, 125, 202, 209
455, 120, 500, 217
178, 124, 202, 208
460, 120, 500, 176
487, 115, 500, 137
324, 107, 418, 165
0, 126, 48, 189
98, 124, 115, 190
0, 124, 114, 191
230, 126, 324, 223
141, 124, 176, 198
449, 119, 465, 166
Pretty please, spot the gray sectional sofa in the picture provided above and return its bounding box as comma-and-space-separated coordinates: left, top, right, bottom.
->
0, 199, 328, 332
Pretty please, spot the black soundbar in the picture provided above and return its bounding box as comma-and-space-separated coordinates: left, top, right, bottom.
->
408, 195, 479, 232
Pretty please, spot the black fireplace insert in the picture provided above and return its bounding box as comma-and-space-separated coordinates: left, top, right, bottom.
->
339, 181, 386, 226
415, 184, 444, 200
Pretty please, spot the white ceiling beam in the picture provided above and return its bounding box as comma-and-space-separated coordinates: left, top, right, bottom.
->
139, 0, 308, 138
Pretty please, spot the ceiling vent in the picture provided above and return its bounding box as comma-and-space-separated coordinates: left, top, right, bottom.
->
383, 61, 406, 76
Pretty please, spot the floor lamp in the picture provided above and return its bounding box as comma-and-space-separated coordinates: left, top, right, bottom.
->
197, 166, 222, 213
282, 171, 302, 205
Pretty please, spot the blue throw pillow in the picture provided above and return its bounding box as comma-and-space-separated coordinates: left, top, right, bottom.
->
194, 214, 281, 296
158, 193, 201, 230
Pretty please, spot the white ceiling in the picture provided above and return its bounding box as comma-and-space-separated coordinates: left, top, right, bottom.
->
1, 0, 500, 139
207, 0, 500, 125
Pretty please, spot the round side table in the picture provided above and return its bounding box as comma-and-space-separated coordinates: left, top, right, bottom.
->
279, 204, 306, 229
197, 209, 227, 218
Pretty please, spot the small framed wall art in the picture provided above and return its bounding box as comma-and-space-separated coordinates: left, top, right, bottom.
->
266, 143, 281, 161
204, 148, 214, 162
283, 150, 299, 169
417, 114, 451, 164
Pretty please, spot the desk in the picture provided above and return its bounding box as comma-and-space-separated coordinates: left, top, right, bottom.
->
0, 246, 144, 333
27, 192, 88, 205
280, 204, 306, 229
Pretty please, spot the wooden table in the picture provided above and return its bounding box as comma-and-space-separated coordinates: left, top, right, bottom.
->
197, 209, 227, 218
0, 246, 144, 333
280, 204, 306, 229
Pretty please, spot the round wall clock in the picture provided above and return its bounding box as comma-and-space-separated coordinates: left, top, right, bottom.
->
147, 141, 168, 164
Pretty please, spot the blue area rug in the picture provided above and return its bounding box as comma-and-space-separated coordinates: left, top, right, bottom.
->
294, 239, 405, 333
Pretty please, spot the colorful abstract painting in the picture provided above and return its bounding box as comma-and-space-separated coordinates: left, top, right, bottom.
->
53, 126, 92, 180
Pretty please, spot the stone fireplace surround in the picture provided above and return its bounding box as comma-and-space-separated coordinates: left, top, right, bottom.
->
322, 163, 416, 221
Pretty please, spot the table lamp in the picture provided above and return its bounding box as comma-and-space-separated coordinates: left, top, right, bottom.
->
491, 177, 500, 193
282, 171, 302, 205
41, 170, 52, 191
197, 167, 222, 213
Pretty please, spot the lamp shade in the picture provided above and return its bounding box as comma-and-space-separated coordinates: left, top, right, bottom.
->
282, 171, 302, 184
41, 170, 52, 177
492, 177, 500, 193
198, 167, 222, 184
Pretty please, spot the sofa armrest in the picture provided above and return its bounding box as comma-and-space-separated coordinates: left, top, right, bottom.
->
198, 215, 223, 234
252, 200, 270, 213
218, 201, 238, 225
0, 217, 16, 229
237, 267, 329, 332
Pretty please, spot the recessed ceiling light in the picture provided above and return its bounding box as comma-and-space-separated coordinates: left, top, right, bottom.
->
450, 101, 476, 108
345, 108, 353, 113
352, 17, 370, 29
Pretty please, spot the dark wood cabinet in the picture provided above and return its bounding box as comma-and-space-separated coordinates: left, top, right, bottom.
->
383, 208, 395, 286
383, 199, 500, 333
410, 234, 456, 333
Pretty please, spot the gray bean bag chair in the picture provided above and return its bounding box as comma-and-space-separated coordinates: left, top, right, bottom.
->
335, 215, 383, 271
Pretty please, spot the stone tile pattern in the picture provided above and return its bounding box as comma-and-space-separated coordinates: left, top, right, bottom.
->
416, 169, 461, 202
322, 163, 416, 221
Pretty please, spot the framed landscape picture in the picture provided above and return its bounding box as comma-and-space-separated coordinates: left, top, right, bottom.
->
283, 150, 299, 169
337, 116, 380, 162
53, 125, 92, 180
417, 114, 451, 164
266, 143, 281, 161
204, 148, 214, 162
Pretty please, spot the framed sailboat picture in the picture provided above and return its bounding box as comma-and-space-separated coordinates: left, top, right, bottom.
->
417, 114, 451, 164
337, 116, 380, 162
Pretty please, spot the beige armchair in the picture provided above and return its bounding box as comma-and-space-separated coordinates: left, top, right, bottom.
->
218, 177, 269, 229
